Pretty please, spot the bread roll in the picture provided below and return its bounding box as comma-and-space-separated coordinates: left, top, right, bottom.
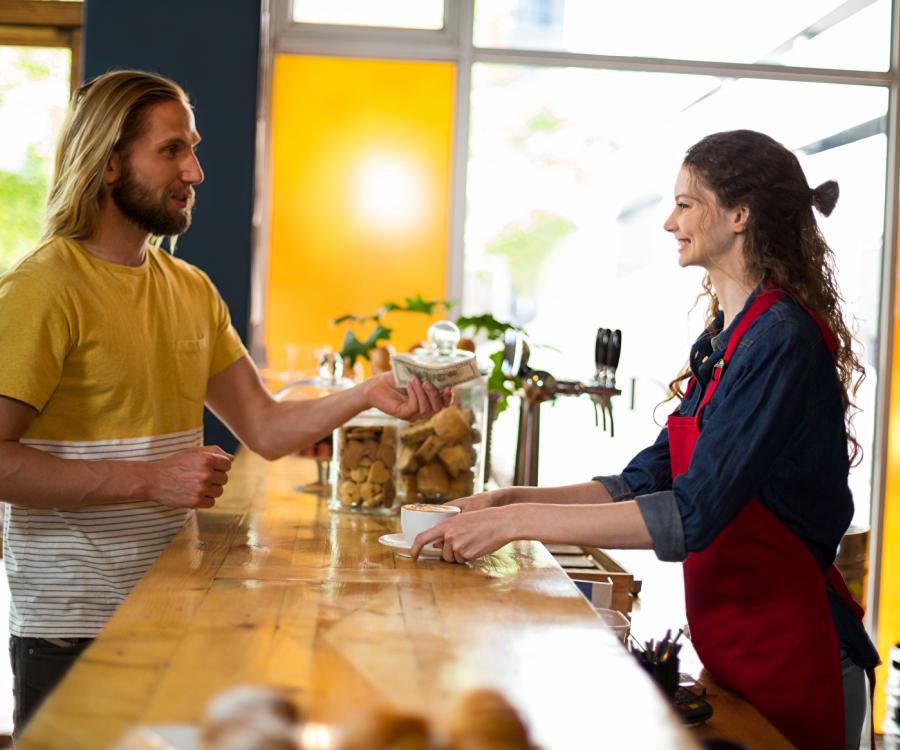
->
444, 689, 533, 750
201, 685, 301, 750
340, 709, 431, 750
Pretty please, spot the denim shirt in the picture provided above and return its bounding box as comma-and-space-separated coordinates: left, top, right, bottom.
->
596, 286, 878, 667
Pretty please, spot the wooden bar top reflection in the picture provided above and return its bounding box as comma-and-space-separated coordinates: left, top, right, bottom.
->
18, 452, 700, 750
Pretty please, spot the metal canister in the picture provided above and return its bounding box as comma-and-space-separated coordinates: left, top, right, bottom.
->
835, 525, 869, 611
884, 643, 900, 749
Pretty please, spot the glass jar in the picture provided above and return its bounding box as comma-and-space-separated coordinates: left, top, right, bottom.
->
330, 408, 403, 516
396, 321, 489, 504
275, 351, 355, 493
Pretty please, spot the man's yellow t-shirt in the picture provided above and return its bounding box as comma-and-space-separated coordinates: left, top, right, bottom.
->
0, 236, 247, 637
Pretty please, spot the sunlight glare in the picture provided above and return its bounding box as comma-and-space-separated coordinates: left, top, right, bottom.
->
353, 153, 426, 233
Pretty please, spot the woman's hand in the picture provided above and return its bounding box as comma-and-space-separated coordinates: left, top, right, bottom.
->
445, 487, 511, 513
363, 373, 450, 422
410, 505, 522, 563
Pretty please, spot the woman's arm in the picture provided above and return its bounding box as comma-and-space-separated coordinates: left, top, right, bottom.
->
411, 500, 653, 563
450, 481, 614, 512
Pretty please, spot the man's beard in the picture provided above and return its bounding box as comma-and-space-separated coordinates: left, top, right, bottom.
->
110, 163, 194, 236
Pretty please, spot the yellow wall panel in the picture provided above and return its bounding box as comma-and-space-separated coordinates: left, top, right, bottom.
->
267, 55, 456, 373
876, 218, 900, 732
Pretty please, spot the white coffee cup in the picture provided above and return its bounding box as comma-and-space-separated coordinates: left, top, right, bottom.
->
401, 503, 461, 547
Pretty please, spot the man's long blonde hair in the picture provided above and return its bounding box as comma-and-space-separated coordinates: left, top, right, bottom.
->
42, 69, 189, 243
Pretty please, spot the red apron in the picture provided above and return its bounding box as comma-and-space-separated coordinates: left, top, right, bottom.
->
669, 286, 869, 750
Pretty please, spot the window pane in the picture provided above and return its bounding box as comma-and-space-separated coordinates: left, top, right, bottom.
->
0, 47, 71, 273
474, 0, 891, 72
268, 55, 455, 373
464, 63, 888, 527
293, 0, 444, 30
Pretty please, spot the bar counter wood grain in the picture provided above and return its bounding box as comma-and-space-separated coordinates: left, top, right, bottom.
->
18, 452, 701, 749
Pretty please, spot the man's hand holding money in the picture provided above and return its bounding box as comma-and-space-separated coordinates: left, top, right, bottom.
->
390, 353, 481, 389
364, 372, 450, 422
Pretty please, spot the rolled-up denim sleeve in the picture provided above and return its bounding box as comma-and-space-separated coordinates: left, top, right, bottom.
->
635, 491, 686, 561
592, 474, 635, 502
621, 427, 674, 495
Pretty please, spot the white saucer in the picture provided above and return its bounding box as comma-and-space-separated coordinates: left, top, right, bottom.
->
378, 532, 443, 559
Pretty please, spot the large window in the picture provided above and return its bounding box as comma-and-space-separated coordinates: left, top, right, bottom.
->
464, 64, 888, 528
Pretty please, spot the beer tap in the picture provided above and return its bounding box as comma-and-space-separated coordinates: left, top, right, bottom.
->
502, 330, 621, 487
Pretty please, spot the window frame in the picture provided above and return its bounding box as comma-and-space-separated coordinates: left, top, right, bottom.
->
0, 1, 83, 92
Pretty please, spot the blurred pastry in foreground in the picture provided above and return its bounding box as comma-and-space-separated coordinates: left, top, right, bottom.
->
339, 708, 432, 750
201, 685, 301, 750
444, 689, 535, 750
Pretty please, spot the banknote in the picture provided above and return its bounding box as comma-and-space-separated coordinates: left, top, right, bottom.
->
390, 353, 481, 389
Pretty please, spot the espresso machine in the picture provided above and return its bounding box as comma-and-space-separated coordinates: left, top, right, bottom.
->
502, 328, 621, 486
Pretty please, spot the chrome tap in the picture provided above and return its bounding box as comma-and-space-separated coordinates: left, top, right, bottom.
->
502, 329, 621, 486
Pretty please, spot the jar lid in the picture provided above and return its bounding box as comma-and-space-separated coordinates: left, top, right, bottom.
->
344, 407, 404, 426
408, 321, 476, 366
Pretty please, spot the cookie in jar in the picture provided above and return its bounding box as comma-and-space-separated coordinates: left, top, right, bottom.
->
397, 405, 483, 503
330, 409, 402, 515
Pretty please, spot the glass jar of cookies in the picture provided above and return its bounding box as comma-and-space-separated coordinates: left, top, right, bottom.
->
395, 324, 489, 505
330, 409, 402, 516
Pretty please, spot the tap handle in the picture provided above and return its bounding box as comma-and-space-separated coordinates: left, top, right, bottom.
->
595, 328, 611, 376
502, 329, 530, 378
608, 329, 622, 371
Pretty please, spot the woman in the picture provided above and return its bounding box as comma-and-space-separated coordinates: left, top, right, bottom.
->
411, 130, 879, 750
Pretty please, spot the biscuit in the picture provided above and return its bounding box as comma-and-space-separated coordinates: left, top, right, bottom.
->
415, 435, 445, 464
340, 439, 366, 470
431, 406, 471, 443
368, 460, 392, 484
416, 463, 449, 499
400, 422, 434, 445
338, 481, 360, 506
376, 441, 396, 467
398, 444, 419, 473
437, 444, 470, 479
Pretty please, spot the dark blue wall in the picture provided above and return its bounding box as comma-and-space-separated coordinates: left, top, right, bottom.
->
83, 0, 262, 452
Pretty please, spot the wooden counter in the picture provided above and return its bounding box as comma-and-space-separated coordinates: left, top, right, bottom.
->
17, 452, 699, 749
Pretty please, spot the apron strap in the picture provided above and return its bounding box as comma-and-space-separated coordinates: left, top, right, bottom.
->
695, 285, 785, 415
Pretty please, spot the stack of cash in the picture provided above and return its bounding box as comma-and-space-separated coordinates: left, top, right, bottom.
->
390, 352, 480, 389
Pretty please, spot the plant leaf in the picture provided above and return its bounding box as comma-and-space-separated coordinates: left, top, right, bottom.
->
457, 314, 526, 342
339, 325, 393, 366
488, 349, 517, 415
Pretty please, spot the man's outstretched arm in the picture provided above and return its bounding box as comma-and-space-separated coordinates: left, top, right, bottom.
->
204, 355, 447, 461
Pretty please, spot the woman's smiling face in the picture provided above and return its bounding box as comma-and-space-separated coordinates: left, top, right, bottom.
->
663, 165, 745, 271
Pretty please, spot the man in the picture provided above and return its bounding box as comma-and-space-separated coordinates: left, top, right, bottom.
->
0, 70, 446, 733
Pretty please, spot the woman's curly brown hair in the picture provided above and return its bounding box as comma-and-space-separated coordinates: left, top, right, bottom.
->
666, 130, 864, 465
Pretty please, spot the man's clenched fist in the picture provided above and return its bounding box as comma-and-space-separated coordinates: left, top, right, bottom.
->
151, 445, 233, 509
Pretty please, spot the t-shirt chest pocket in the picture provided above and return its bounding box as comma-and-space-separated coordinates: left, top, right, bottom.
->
175, 337, 209, 406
